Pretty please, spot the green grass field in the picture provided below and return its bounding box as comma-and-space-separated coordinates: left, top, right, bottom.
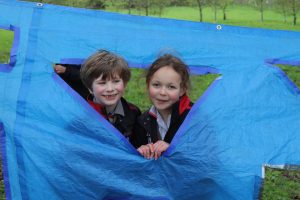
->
108, 5, 300, 31
261, 167, 300, 199
0, 29, 14, 63
1, 3, 300, 199
124, 68, 220, 112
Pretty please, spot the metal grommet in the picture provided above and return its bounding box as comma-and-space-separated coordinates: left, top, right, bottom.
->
216, 24, 222, 30
36, 3, 43, 7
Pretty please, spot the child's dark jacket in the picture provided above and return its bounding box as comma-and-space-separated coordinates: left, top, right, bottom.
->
88, 97, 141, 139
58, 64, 89, 99
130, 95, 193, 148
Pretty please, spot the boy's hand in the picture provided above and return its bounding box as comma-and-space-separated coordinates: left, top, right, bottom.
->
153, 140, 170, 160
54, 64, 66, 74
137, 143, 154, 159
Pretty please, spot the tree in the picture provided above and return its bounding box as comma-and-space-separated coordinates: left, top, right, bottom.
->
195, 0, 206, 22
132, 0, 150, 16
288, 0, 300, 25
274, 0, 288, 22
124, 0, 136, 14
219, 0, 234, 20
253, 0, 265, 21
278, 0, 300, 25
169, 0, 189, 6
208, 0, 220, 22
86, 0, 106, 10
151, 0, 169, 17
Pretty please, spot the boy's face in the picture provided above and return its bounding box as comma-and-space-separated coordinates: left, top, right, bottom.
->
89, 74, 125, 112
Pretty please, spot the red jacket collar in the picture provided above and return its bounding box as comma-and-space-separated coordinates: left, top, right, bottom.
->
87, 99, 106, 118
147, 94, 191, 117
179, 94, 191, 115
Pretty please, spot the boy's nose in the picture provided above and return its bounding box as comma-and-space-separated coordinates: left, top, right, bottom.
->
106, 82, 114, 91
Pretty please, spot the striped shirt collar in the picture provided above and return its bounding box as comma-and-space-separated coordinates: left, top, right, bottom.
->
149, 106, 171, 140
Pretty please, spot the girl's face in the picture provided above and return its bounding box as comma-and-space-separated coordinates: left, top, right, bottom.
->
90, 74, 125, 112
148, 66, 185, 117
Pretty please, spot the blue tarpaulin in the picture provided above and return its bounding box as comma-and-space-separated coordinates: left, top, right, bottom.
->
0, 1, 300, 199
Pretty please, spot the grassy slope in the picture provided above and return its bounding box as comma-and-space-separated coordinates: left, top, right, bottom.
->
0, 29, 14, 63
109, 5, 300, 31
261, 167, 300, 199
124, 68, 220, 112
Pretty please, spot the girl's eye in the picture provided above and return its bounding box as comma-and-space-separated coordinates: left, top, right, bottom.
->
168, 85, 176, 89
152, 83, 160, 87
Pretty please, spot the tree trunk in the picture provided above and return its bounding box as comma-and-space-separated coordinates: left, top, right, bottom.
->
145, 6, 148, 16
214, 0, 218, 22
196, 0, 203, 22
282, 4, 287, 23
223, 6, 227, 21
145, 0, 149, 16
158, 5, 163, 17
292, 0, 297, 25
128, 1, 132, 14
260, 2, 264, 21
214, 6, 217, 22
284, 14, 287, 23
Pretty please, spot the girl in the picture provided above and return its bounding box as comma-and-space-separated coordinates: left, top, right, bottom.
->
131, 54, 193, 160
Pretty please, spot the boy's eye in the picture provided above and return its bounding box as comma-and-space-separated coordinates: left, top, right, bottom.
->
113, 79, 121, 83
97, 81, 106, 85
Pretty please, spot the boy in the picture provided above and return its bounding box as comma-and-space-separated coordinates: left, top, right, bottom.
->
80, 50, 141, 139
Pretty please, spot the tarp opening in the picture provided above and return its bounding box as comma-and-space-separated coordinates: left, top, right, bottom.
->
1, 1, 300, 199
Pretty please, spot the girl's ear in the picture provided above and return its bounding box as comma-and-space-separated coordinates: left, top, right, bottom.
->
179, 87, 186, 97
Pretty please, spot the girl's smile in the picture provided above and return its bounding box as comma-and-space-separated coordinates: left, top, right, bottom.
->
148, 66, 185, 119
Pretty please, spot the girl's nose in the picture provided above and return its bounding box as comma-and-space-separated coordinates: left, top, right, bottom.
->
159, 87, 166, 95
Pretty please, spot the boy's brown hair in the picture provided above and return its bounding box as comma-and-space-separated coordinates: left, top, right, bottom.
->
80, 50, 131, 90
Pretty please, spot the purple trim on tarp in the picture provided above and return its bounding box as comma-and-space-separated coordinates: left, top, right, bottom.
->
0, 123, 12, 200
128, 62, 219, 75
189, 65, 220, 75
104, 196, 169, 200
0, 64, 12, 72
164, 76, 222, 156
0, 25, 20, 73
59, 58, 85, 65
127, 62, 151, 69
9, 25, 20, 67
265, 59, 300, 66
57, 60, 219, 75
266, 63, 300, 94
13, 6, 44, 199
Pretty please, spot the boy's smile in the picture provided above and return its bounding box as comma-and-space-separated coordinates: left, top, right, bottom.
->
90, 74, 125, 112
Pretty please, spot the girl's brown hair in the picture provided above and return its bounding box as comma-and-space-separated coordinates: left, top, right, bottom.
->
146, 54, 190, 91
